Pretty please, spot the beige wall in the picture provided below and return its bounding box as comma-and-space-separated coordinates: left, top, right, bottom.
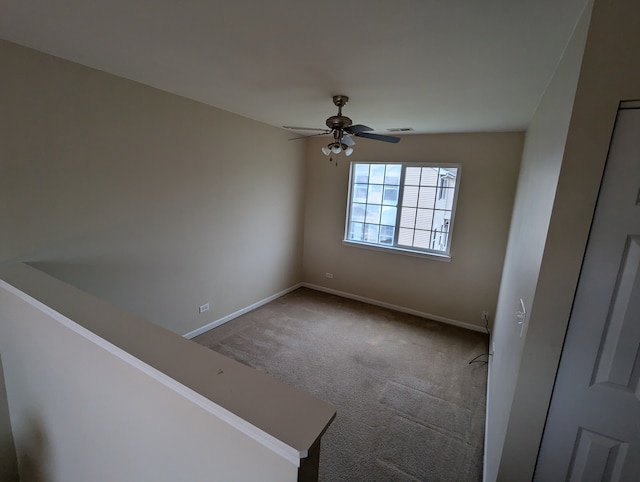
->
302, 132, 523, 329
0, 286, 298, 481
484, 2, 592, 480
0, 40, 306, 335
489, 0, 640, 479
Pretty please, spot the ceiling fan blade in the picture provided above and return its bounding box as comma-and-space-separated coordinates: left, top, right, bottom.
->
283, 126, 330, 132
354, 132, 401, 143
288, 132, 331, 141
341, 134, 355, 146
346, 124, 374, 134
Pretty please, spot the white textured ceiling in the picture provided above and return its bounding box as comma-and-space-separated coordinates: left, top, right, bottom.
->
0, 0, 588, 135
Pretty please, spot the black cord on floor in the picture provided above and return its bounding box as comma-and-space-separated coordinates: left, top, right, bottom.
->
467, 313, 492, 365
468, 352, 491, 365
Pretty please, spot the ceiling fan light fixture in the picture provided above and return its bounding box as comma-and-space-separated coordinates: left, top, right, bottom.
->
331, 143, 342, 154
344, 146, 353, 156
321, 145, 331, 156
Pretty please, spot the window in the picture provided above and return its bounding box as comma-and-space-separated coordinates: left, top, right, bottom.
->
344, 162, 460, 257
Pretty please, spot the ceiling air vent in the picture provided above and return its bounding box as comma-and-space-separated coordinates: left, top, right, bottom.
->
387, 127, 414, 132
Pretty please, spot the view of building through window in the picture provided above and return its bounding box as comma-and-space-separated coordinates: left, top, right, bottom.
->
345, 162, 459, 255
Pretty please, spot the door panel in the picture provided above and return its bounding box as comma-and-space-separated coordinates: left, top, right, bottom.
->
594, 235, 640, 394
569, 428, 628, 482
535, 107, 640, 481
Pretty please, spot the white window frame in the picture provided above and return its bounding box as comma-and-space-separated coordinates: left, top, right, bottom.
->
342, 162, 461, 261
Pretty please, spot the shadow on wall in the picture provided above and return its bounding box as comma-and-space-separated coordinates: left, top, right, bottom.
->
0, 354, 19, 482
17, 415, 49, 482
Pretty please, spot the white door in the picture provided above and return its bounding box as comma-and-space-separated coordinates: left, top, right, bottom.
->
535, 105, 640, 481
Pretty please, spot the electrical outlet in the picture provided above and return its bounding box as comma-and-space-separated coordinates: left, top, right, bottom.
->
199, 303, 210, 314
481, 311, 489, 321
325, 272, 334, 279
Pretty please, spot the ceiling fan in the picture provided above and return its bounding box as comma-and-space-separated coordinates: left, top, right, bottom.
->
283, 95, 401, 157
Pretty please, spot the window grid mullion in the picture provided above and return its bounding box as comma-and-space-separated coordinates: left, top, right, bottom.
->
429, 169, 438, 247
394, 165, 407, 248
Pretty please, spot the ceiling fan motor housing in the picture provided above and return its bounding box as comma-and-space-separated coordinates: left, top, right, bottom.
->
326, 115, 352, 130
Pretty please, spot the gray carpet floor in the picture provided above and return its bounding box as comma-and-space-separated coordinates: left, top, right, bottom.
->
194, 287, 488, 481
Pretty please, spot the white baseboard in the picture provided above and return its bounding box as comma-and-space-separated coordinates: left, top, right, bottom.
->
184, 281, 486, 339
182, 283, 303, 339
301, 282, 487, 333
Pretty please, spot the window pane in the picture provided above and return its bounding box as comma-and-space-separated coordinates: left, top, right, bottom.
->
353, 184, 368, 203
351, 203, 366, 222
399, 207, 416, 228
402, 186, 419, 207
379, 226, 394, 245
405, 167, 421, 185
432, 229, 448, 251
385, 164, 402, 185
349, 222, 364, 241
354, 164, 370, 183
398, 228, 414, 246
364, 224, 379, 242
420, 167, 439, 186
418, 187, 437, 208
432, 209, 451, 229
383, 186, 399, 206
370, 164, 385, 184
416, 209, 434, 230
438, 188, 456, 209
367, 184, 383, 204
380, 206, 397, 226
365, 204, 381, 224
413, 230, 431, 249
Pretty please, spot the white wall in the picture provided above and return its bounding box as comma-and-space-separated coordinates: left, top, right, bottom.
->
0, 284, 298, 481
483, 3, 592, 480
302, 132, 523, 330
0, 40, 306, 335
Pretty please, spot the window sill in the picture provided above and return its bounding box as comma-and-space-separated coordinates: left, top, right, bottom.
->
342, 240, 452, 262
